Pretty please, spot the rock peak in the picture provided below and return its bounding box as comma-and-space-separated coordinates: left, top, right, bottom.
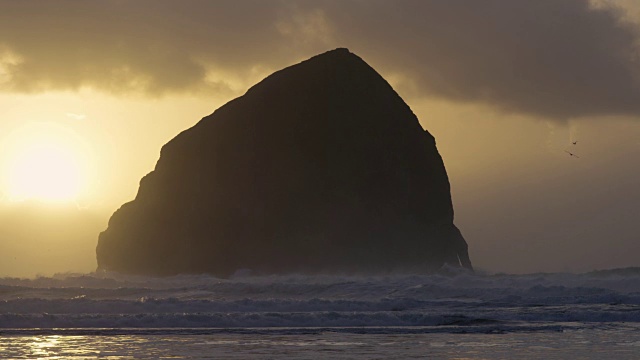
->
314, 47, 353, 58
250, 47, 369, 88
296, 48, 365, 71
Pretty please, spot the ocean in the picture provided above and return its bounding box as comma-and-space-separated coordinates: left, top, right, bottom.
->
1, 268, 640, 359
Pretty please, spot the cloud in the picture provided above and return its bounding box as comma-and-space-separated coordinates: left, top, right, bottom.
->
0, 0, 639, 119
318, 0, 640, 119
0, 1, 286, 96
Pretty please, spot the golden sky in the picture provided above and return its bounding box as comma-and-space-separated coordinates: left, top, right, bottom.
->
1, 0, 639, 276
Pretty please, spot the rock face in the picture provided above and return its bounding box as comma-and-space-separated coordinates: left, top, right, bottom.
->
96, 48, 472, 276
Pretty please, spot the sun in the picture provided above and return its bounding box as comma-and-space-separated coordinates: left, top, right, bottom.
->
8, 142, 82, 202
2, 123, 89, 203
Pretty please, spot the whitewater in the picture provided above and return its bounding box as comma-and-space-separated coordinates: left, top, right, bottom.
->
2, 268, 640, 358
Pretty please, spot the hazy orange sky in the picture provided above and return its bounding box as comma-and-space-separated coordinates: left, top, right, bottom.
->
1, 0, 639, 277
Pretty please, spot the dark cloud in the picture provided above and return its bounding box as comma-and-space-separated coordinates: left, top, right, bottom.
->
0, 0, 291, 95
0, 0, 639, 118
321, 0, 640, 119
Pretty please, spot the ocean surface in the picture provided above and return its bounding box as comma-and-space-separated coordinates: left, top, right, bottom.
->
1, 267, 640, 359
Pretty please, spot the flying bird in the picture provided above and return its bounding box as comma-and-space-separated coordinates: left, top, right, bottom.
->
565, 150, 580, 158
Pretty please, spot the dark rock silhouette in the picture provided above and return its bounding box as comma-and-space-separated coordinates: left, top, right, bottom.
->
96, 48, 472, 276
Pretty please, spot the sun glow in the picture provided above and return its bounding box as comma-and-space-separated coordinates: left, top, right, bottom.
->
2, 123, 90, 203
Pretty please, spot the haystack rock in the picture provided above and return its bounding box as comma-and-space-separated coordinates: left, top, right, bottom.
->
96, 48, 472, 276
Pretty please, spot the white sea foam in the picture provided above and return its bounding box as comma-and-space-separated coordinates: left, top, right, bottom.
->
1, 268, 639, 331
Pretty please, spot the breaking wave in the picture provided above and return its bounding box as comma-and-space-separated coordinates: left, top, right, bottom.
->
1, 268, 640, 331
